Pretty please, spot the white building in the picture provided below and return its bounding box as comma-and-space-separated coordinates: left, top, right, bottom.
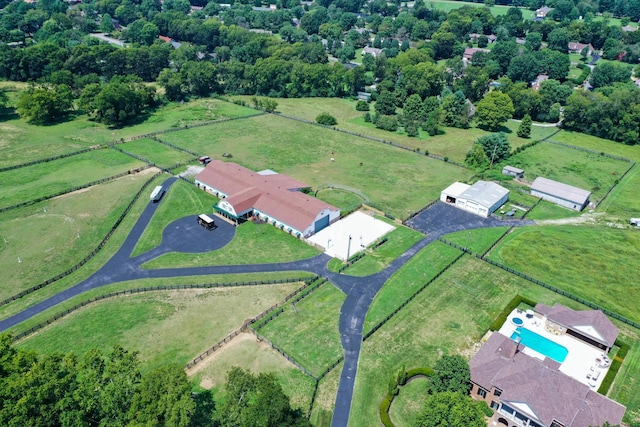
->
530, 177, 591, 211
441, 181, 509, 218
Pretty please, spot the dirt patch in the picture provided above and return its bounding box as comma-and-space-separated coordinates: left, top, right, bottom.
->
535, 212, 603, 226
179, 165, 205, 179
186, 332, 257, 379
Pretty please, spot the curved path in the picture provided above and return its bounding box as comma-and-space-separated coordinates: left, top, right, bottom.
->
0, 177, 532, 426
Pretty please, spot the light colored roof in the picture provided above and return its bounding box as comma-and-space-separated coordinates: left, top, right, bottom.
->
458, 181, 509, 209
503, 166, 524, 174
441, 182, 470, 198
362, 46, 382, 56
470, 333, 626, 427
535, 303, 619, 348
531, 177, 591, 205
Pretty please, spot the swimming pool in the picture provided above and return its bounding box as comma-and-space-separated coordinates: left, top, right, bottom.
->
511, 327, 568, 363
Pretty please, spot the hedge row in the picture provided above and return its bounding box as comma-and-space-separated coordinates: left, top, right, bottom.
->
597, 339, 630, 395
489, 294, 537, 332
0, 172, 162, 308
379, 394, 395, 427
571, 63, 591, 85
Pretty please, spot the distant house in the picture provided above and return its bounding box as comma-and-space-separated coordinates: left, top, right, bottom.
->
361, 46, 383, 57
621, 25, 637, 32
158, 35, 172, 43
568, 42, 594, 55
194, 160, 339, 237
635, 79, 640, 88
530, 177, 591, 211
502, 166, 524, 179
535, 6, 552, 19
531, 74, 549, 91
440, 181, 509, 218
468, 33, 497, 44
463, 47, 490, 61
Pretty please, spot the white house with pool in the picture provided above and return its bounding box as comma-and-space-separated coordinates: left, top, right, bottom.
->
470, 303, 625, 427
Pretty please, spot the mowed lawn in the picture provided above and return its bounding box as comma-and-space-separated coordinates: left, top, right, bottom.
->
505, 142, 631, 202
442, 226, 510, 255
257, 283, 345, 377
119, 138, 196, 168
17, 283, 301, 371
427, 0, 535, 18
350, 256, 640, 426
0, 98, 257, 169
159, 114, 471, 218
598, 163, 640, 219
142, 220, 321, 268
0, 172, 156, 300
0, 148, 145, 209
488, 225, 640, 323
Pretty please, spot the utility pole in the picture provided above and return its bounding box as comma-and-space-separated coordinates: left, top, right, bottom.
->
346, 235, 352, 260
489, 143, 498, 169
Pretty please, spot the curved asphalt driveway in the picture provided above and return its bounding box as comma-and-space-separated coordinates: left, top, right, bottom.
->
0, 180, 533, 427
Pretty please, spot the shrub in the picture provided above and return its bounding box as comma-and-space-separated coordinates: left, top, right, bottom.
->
397, 365, 407, 386
375, 115, 398, 132
355, 100, 370, 111
379, 394, 395, 427
364, 112, 371, 122
316, 112, 337, 125
406, 367, 434, 377
490, 295, 537, 331
478, 400, 493, 417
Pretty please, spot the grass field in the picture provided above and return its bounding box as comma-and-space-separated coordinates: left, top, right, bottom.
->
364, 241, 462, 334
142, 220, 321, 268
315, 188, 365, 210
389, 377, 429, 426
0, 171, 157, 300
338, 225, 424, 276
158, 114, 472, 218
548, 130, 640, 162
17, 283, 302, 371
310, 360, 342, 426
118, 138, 196, 168
503, 141, 631, 202
597, 164, 640, 219
425, 0, 535, 18
524, 199, 583, 220
257, 283, 345, 377
132, 180, 218, 256
442, 226, 510, 255
0, 148, 145, 209
488, 225, 640, 323
0, 98, 257, 168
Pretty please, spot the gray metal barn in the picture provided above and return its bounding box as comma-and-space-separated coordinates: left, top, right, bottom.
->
530, 177, 591, 211
502, 165, 524, 178
441, 181, 509, 218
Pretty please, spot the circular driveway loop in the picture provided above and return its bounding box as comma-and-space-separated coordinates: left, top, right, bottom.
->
157, 215, 236, 254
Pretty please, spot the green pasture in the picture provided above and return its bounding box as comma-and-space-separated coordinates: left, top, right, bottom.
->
364, 241, 462, 334
504, 141, 630, 202
489, 225, 640, 323
119, 138, 196, 168
142, 221, 321, 268
443, 226, 510, 255
0, 148, 145, 210
389, 377, 429, 426
310, 360, 342, 426
525, 199, 583, 220
548, 131, 640, 162
158, 114, 471, 218
597, 164, 640, 219
351, 255, 640, 425
257, 283, 345, 377
425, 0, 535, 18
0, 98, 257, 168
315, 188, 366, 210
17, 282, 301, 371
189, 333, 317, 412
132, 180, 218, 257
0, 172, 156, 300
337, 225, 425, 276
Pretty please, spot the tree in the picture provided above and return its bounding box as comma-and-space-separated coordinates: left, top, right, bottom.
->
507, 53, 540, 84
375, 91, 397, 115
415, 392, 485, 427
429, 355, 472, 394
401, 62, 444, 100
100, 13, 115, 33
441, 89, 469, 129
465, 143, 489, 170
547, 28, 570, 53
475, 91, 514, 131
355, 100, 369, 111
403, 93, 426, 123
475, 132, 511, 164
16, 84, 74, 124
590, 62, 632, 88
524, 32, 542, 51
517, 114, 532, 138
316, 112, 337, 125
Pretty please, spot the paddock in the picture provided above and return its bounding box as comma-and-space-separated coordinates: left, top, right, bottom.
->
307, 211, 395, 261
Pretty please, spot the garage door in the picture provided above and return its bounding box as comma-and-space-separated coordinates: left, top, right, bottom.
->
314, 215, 330, 233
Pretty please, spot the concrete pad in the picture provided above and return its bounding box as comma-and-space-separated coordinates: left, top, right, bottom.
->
307, 211, 395, 261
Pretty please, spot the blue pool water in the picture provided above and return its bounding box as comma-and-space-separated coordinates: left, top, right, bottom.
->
511, 327, 568, 363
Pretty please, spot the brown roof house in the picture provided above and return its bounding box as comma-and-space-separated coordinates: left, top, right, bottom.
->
470, 304, 625, 427
195, 160, 339, 237
568, 42, 594, 55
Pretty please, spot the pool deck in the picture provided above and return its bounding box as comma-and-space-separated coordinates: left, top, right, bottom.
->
499, 310, 611, 390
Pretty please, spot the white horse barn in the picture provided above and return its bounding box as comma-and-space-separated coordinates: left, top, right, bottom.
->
440, 181, 509, 217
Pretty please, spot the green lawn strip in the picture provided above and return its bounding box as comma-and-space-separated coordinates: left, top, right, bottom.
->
506, 142, 629, 202
118, 138, 196, 168
350, 256, 640, 425
257, 283, 345, 377
315, 188, 365, 210
0, 98, 256, 169
364, 241, 462, 335
189, 333, 317, 412
339, 226, 424, 277
0, 172, 160, 300
389, 376, 429, 427
16, 281, 302, 371
525, 200, 583, 221
309, 360, 342, 426
132, 180, 219, 256
159, 114, 471, 218
488, 225, 640, 323
548, 130, 640, 163
597, 163, 640, 219
142, 221, 321, 268
609, 334, 640, 423
442, 226, 510, 255
7, 272, 314, 338
0, 148, 145, 209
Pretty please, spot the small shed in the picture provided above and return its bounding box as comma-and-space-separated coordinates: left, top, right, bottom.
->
631, 218, 640, 227
502, 166, 524, 178
530, 177, 591, 211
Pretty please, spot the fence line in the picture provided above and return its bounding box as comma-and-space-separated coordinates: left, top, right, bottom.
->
477, 256, 640, 330
249, 329, 317, 379
0, 172, 163, 308
544, 139, 634, 163
595, 161, 636, 208
481, 226, 514, 258
436, 237, 472, 254
363, 252, 466, 341
149, 136, 201, 157
111, 145, 154, 165
403, 199, 439, 225
521, 198, 541, 219
0, 146, 103, 173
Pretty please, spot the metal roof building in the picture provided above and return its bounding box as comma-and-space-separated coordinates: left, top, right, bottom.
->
530, 177, 591, 211
502, 166, 524, 178
441, 181, 509, 218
